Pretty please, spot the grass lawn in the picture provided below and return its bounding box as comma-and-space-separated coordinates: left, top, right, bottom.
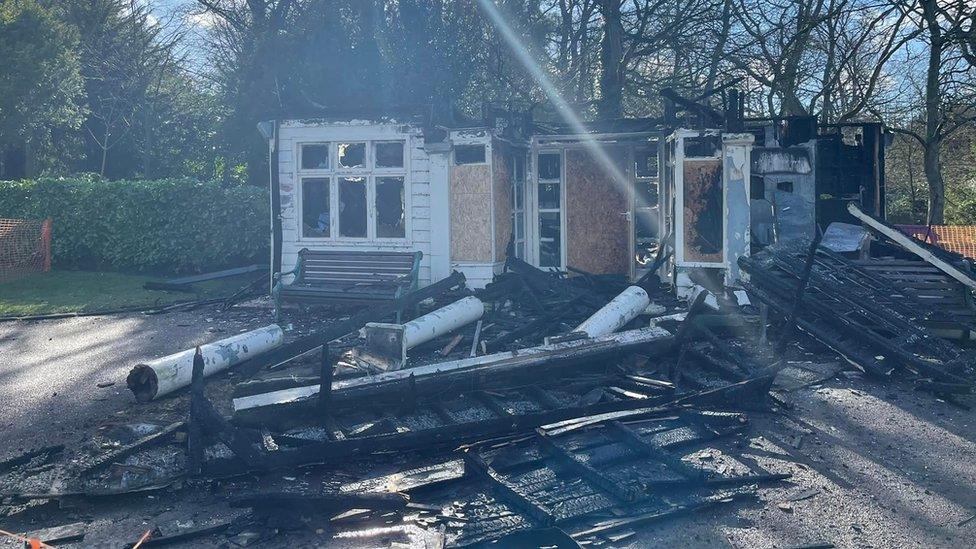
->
0, 271, 250, 317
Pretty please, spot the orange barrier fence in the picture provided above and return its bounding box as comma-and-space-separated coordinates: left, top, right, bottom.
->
0, 218, 52, 283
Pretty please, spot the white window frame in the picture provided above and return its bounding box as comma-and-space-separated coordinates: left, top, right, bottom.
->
295, 139, 410, 244
532, 149, 567, 270
511, 152, 527, 259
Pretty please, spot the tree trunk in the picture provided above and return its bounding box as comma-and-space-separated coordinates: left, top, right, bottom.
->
598, 0, 623, 119
922, 0, 945, 224
924, 141, 945, 224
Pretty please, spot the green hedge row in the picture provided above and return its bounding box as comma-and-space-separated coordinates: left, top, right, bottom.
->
0, 177, 269, 274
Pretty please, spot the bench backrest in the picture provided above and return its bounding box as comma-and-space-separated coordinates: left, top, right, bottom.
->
297, 249, 422, 287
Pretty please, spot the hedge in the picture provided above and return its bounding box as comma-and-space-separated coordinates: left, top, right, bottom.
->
0, 177, 269, 274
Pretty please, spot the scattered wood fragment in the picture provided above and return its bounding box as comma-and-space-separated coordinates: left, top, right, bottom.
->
77, 422, 184, 476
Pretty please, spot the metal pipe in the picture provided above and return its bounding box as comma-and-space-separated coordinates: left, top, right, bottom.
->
127, 324, 284, 402
574, 286, 650, 337
403, 296, 484, 350
361, 296, 485, 369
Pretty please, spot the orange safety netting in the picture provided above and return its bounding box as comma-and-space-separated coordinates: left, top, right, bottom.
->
0, 218, 52, 283
897, 224, 976, 260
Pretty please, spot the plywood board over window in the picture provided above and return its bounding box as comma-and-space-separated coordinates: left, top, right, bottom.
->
682, 158, 723, 263
565, 148, 631, 275
450, 164, 493, 262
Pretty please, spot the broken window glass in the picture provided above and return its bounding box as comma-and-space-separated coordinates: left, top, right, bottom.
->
636, 179, 658, 209
301, 178, 330, 238
538, 183, 560, 210
455, 145, 486, 164
338, 143, 366, 169
339, 177, 367, 237
301, 144, 329, 170
375, 176, 405, 238
375, 142, 404, 168
539, 212, 561, 268
635, 147, 658, 178
684, 136, 721, 158
538, 153, 560, 180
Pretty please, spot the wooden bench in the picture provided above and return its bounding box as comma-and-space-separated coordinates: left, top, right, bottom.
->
273, 249, 422, 322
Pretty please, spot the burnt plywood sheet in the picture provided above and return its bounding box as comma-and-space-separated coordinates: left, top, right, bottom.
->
493, 142, 513, 263
565, 148, 630, 275
451, 164, 493, 262
682, 158, 723, 264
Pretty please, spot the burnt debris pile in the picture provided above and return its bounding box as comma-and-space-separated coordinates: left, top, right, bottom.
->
3, 237, 976, 547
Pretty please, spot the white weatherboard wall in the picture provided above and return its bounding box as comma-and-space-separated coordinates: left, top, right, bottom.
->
277, 120, 434, 285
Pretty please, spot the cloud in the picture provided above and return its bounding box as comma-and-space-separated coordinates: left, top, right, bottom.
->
186, 10, 220, 29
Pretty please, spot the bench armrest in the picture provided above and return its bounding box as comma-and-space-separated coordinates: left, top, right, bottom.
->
273, 264, 301, 284
276, 249, 309, 285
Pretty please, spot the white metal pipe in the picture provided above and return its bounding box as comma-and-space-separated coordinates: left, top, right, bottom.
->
574, 286, 651, 337
403, 296, 484, 350
127, 324, 284, 402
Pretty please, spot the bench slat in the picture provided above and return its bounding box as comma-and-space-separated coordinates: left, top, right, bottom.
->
276, 250, 422, 317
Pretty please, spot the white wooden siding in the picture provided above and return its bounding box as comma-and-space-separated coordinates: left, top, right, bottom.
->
278, 121, 433, 285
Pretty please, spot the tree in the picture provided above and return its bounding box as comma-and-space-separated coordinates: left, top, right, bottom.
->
60, 0, 191, 178
877, 0, 976, 223
193, 0, 298, 184
0, 0, 85, 178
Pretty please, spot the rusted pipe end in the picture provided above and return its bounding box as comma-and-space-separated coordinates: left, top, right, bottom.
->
126, 364, 159, 403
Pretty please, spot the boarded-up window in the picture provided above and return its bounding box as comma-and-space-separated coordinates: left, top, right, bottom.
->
338, 142, 366, 168
339, 177, 367, 237
301, 178, 330, 237
376, 176, 405, 238
375, 141, 404, 168
455, 144, 486, 164
301, 144, 329, 170
682, 159, 723, 263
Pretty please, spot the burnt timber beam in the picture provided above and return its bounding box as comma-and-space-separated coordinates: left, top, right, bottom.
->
244, 398, 680, 470
605, 421, 702, 481
778, 227, 824, 351
533, 428, 637, 502
570, 492, 756, 539
233, 326, 675, 424
230, 491, 408, 512
462, 449, 556, 526
79, 422, 184, 477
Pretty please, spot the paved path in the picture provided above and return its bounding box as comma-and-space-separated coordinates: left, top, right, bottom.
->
0, 307, 269, 454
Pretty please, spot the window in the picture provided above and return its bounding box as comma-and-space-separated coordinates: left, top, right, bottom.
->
297, 140, 408, 240
338, 142, 366, 168
339, 177, 367, 237
455, 144, 486, 164
301, 178, 330, 237
536, 152, 563, 268
375, 142, 404, 168
376, 177, 405, 238
301, 144, 329, 170
511, 154, 526, 259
